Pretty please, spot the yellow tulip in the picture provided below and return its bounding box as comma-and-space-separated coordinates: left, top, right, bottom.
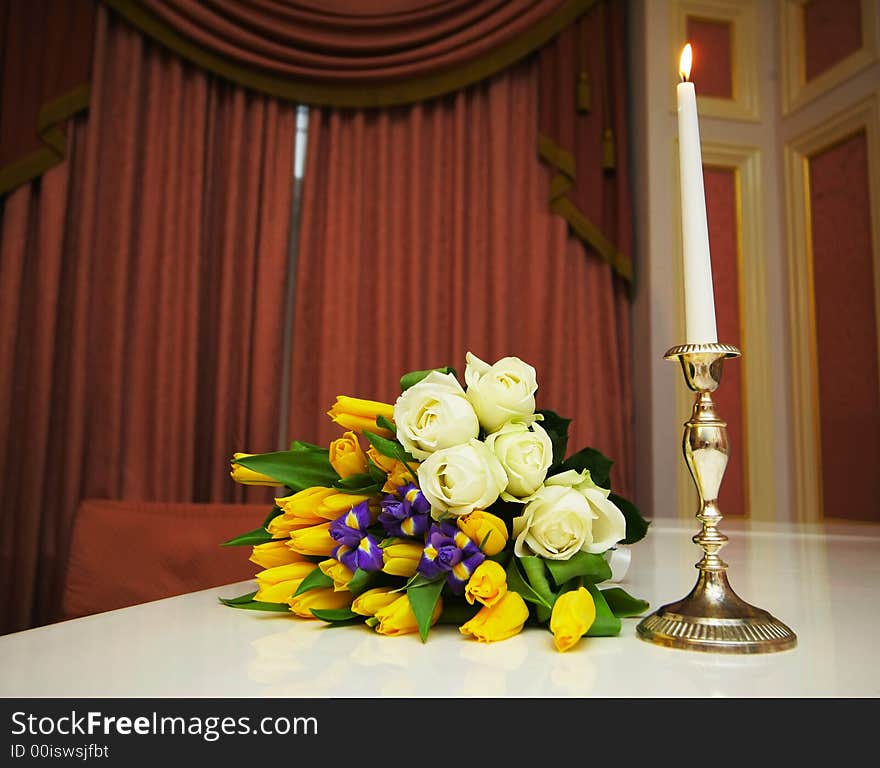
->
315, 491, 375, 521
269, 489, 374, 538
457, 510, 508, 556
267, 488, 331, 537
464, 560, 508, 608
249, 540, 308, 569
366, 447, 397, 474
287, 588, 353, 619
373, 594, 442, 636
550, 587, 596, 652
327, 396, 395, 436
381, 539, 424, 577
385, 461, 420, 493
351, 587, 400, 616
230, 453, 278, 486
254, 562, 317, 603
318, 558, 355, 591
277, 486, 335, 508
265, 515, 301, 539
459, 590, 529, 643
329, 431, 368, 478
287, 522, 337, 557
365, 447, 419, 492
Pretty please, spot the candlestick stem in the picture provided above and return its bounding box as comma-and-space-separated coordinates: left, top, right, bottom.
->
636, 343, 797, 653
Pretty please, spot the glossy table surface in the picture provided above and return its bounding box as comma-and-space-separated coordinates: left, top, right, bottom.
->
2, 518, 879, 697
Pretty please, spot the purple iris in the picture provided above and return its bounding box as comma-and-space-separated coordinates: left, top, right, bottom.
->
418, 521, 485, 594
329, 501, 383, 572
334, 535, 384, 573
378, 483, 430, 538
329, 501, 373, 548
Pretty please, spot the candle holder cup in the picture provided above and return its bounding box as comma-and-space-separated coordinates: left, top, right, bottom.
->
636, 343, 797, 653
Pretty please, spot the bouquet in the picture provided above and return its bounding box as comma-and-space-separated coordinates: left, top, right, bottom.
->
222, 353, 649, 652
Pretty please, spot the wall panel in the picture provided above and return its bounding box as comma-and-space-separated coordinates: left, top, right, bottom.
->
784, 95, 880, 521
808, 131, 880, 520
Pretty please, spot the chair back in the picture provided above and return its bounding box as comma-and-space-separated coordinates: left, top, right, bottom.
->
62, 498, 267, 619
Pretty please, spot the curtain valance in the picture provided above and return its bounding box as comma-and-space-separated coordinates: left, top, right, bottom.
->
102, 0, 594, 107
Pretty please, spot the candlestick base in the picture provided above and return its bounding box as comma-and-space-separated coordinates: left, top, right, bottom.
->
636, 570, 797, 654
636, 342, 797, 654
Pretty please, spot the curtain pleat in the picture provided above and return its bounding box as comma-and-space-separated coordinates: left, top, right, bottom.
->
289, 57, 633, 499
0, 6, 297, 633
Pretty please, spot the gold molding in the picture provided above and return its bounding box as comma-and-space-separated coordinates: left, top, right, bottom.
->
780, 0, 879, 116
672, 142, 773, 520
783, 93, 880, 522
669, 0, 761, 122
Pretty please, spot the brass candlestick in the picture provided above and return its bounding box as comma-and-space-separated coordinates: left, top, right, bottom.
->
636, 343, 797, 653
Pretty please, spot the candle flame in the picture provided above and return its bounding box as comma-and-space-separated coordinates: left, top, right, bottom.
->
679, 43, 693, 81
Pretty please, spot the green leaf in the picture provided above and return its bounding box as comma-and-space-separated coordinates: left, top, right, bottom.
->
333, 472, 372, 488
292, 568, 334, 597
332, 472, 381, 494
375, 415, 397, 435
436, 601, 480, 625
505, 557, 553, 609
366, 456, 387, 484
520, 557, 557, 623
395, 572, 436, 592
407, 578, 445, 643
310, 608, 360, 623
536, 409, 572, 467
545, 551, 612, 587
234, 447, 339, 492
558, 447, 613, 489
400, 366, 458, 391
363, 430, 418, 464
346, 568, 375, 596
219, 590, 258, 605
610, 492, 650, 545
601, 587, 650, 618
221, 527, 273, 547
218, 595, 290, 612
261, 505, 283, 528
289, 440, 325, 452
520, 556, 556, 605
585, 583, 622, 636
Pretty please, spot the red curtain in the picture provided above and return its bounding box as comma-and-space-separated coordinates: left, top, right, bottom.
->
0, 0, 96, 195
100, 0, 631, 280
288, 57, 633, 498
0, 6, 297, 633
538, 0, 632, 280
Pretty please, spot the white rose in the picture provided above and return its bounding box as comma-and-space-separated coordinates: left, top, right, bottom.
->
484, 420, 553, 500
512, 469, 626, 559
417, 439, 508, 518
546, 469, 626, 553
511, 486, 592, 560
393, 371, 479, 460
464, 352, 538, 433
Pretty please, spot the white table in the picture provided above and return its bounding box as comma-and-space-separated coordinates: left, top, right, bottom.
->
2, 519, 878, 697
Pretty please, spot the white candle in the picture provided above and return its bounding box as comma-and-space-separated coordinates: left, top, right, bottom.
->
676, 43, 717, 344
